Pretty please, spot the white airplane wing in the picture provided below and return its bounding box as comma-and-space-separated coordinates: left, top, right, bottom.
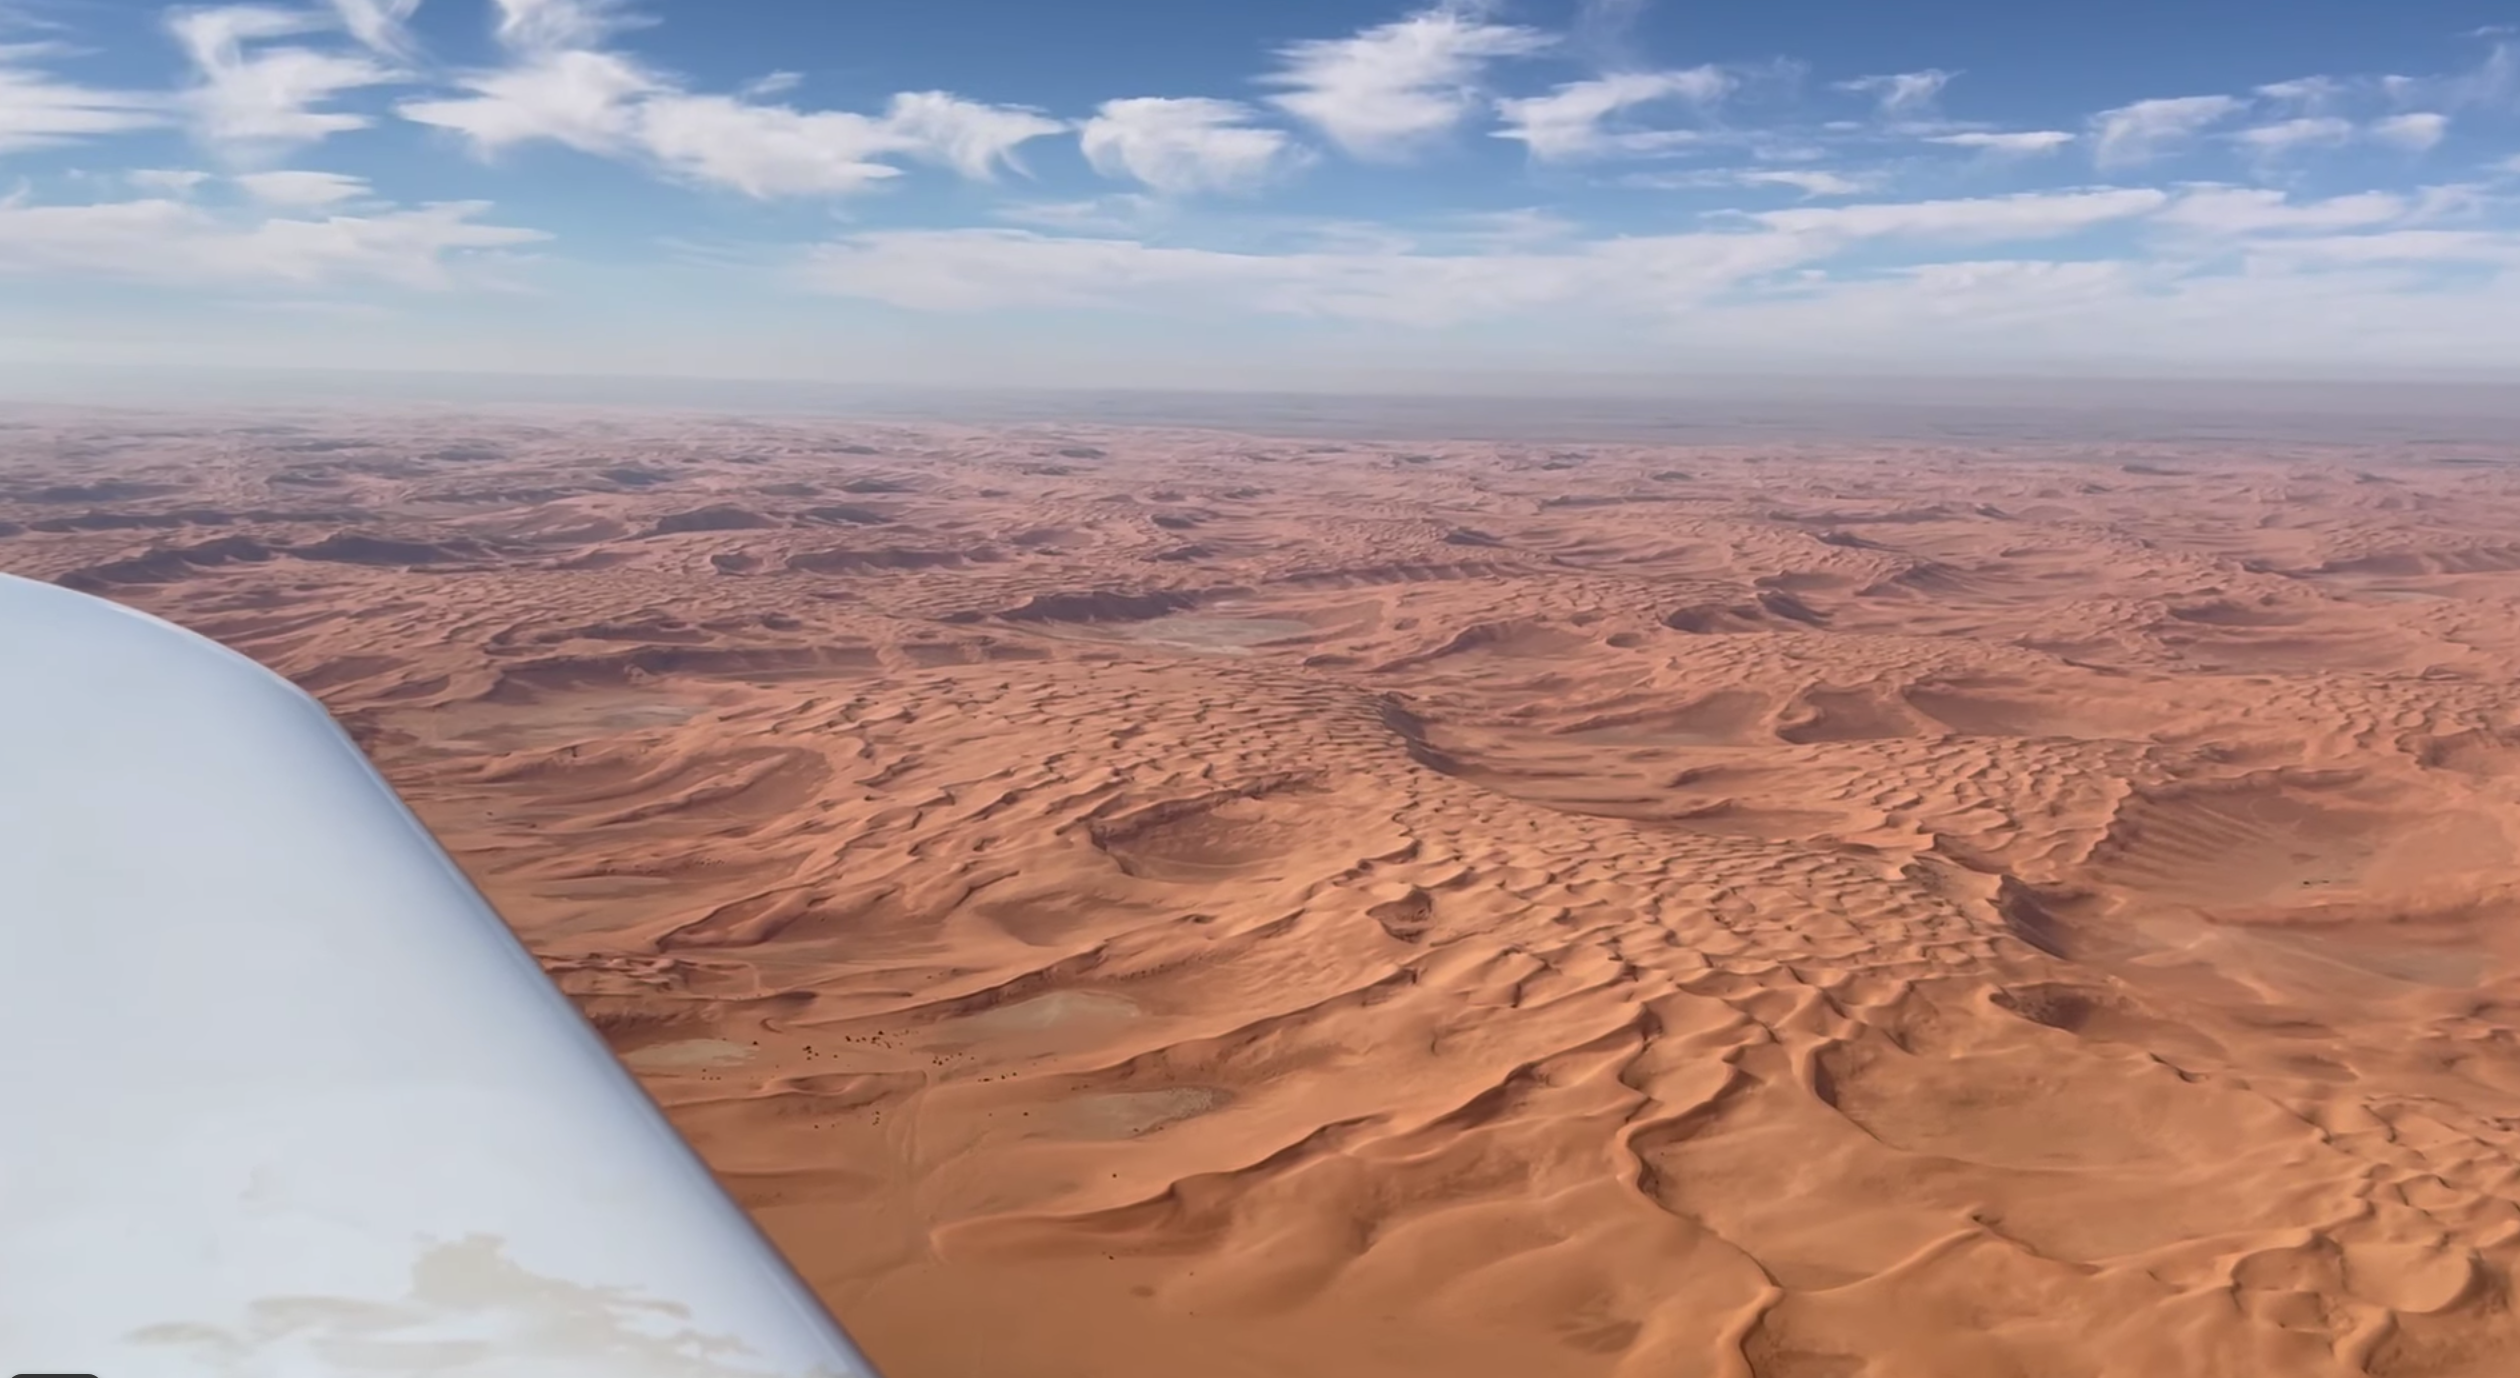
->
0, 572, 882, 1378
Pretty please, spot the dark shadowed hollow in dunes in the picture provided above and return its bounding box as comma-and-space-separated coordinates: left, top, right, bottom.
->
15, 408, 2520, 1378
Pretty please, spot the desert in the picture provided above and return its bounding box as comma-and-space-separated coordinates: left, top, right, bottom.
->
9, 405, 2520, 1378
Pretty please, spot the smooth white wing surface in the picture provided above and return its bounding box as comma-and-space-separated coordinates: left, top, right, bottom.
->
0, 573, 881, 1378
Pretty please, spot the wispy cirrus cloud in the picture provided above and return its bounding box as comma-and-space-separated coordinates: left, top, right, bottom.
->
881, 90, 1065, 180
627, 94, 908, 195
2089, 94, 2244, 167
1681, 257, 2520, 372
2233, 115, 2358, 158
1734, 168, 1872, 197
2230, 109, 2451, 160
1493, 67, 1727, 161
1928, 129, 2074, 156
490, 0, 637, 52
125, 167, 213, 194
327, 0, 421, 56
1616, 165, 1875, 196
804, 187, 2177, 324
2383, 34, 2515, 111
615, 90, 1060, 195
5, 0, 2520, 382
2256, 75, 2352, 111
992, 193, 1163, 235
1079, 97, 1305, 195
170, 5, 399, 153
2368, 111, 2449, 150
1838, 68, 1953, 125
1747, 186, 2167, 244
398, 46, 648, 154
2152, 185, 2410, 236
233, 167, 371, 205
0, 45, 162, 150
2240, 227, 2520, 270
2257, 39, 2509, 126
804, 224, 1786, 323
398, 1, 1060, 196
1261, 2, 1552, 160
0, 191, 540, 287
805, 212, 2520, 376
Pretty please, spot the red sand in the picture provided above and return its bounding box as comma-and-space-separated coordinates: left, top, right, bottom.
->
11, 411, 2520, 1377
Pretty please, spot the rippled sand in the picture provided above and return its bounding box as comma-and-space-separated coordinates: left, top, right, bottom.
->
12, 410, 2520, 1377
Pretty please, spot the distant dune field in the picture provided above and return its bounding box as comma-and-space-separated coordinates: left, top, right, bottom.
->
12, 408, 2520, 1378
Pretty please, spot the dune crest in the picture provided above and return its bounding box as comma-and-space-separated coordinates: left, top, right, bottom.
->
13, 412, 2520, 1376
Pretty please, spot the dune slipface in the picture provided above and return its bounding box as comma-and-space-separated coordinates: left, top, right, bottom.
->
12, 410, 2520, 1377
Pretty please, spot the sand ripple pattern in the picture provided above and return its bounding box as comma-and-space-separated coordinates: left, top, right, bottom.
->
13, 415, 2520, 1376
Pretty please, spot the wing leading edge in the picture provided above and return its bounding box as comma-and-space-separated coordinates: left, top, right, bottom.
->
0, 573, 881, 1377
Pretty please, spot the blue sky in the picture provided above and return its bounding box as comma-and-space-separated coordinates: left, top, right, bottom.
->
3, 0, 2518, 388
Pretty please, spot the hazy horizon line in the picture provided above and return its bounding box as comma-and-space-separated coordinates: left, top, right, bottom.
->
9, 361, 2520, 446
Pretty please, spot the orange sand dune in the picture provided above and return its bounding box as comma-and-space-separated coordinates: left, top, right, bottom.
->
11, 410, 2520, 1376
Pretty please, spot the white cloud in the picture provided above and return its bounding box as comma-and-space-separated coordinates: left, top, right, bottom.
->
2405, 182, 2488, 223
1493, 67, 1729, 161
491, 0, 633, 52
2241, 228, 2520, 269
1079, 97, 1302, 195
808, 231, 1228, 314
2234, 115, 2356, 157
631, 94, 900, 195
234, 168, 371, 206
993, 194, 1163, 234
1262, 3, 1552, 160
1774, 259, 2160, 340
1839, 69, 1952, 121
0, 195, 542, 288
804, 226, 1772, 323
861, 236, 2520, 378
2255, 76, 2350, 110
170, 5, 396, 151
1733, 169, 1870, 197
629, 91, 1056, 196
1619, 166, 1875, 194
1445, 206, 1583, 248
878, 90, 1064, 179
399, 48, 652, 154
0, 47, 163, 150
2089, 94, 2243, 167
2153, 186, 2408, 236
1669, 254, 2520, 372
399, 22, 1055, 196
2384, 37, 2515, 112
328, 0, 421, 55
2369, 111, 2449, 151
1750, 187, 2168, 244
1928, 130, 2074, 155
802, 188, 2183, 325
2497, 154, 2520, 178
127, 168, 213, 195
18, 0, 2520, 381
1889, 257, 2145, 302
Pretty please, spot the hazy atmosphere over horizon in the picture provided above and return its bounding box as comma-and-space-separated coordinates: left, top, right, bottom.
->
4, 0, 2519, 387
